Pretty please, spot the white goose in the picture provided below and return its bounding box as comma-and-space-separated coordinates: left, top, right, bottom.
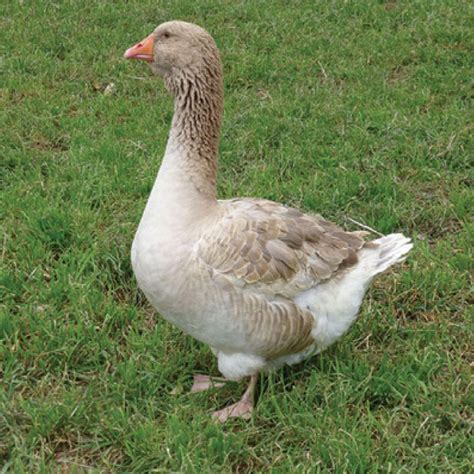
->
124, 21, 412, 422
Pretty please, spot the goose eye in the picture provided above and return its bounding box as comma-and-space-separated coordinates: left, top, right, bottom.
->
162, 32, 170, 39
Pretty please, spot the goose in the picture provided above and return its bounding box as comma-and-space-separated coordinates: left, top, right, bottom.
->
124, 21, 412, 422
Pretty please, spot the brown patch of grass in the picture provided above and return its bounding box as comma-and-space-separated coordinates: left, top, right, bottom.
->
388, 65, 410, 84
31, 136, 70, 152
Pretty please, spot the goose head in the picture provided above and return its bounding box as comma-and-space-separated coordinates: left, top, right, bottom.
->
124, 21, 224, 198
124, 21, 222, 93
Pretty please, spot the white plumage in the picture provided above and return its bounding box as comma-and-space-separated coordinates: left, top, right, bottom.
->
125, 21, 413, 421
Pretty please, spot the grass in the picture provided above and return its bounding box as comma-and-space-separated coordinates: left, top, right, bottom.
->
1, 0, 472, 471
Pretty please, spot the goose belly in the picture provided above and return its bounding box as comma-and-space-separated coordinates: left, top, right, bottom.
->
131, 234, 248, 351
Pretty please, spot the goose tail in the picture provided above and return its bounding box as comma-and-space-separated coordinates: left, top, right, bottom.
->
360, 233, 413, 279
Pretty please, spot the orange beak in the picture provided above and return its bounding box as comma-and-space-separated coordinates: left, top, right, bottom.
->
124, 33, 155, 62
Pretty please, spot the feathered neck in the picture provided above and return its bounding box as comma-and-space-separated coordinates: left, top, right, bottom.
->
165, 56, 224, 201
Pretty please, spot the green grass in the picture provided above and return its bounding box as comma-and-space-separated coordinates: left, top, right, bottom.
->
1, 0, 473, 471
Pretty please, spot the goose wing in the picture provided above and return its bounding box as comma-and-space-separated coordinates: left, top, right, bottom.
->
196, 198, 367, 298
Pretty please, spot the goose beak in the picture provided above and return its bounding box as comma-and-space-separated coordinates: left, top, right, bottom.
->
124, 33, 155, 62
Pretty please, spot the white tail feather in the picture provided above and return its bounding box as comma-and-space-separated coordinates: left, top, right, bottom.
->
361, 233, 413, 277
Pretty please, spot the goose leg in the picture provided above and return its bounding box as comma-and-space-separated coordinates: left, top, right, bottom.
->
212, 374, 258, 422
190, 374, 226, 393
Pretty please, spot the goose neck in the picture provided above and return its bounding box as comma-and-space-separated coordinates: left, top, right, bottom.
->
167, 68, 224, 201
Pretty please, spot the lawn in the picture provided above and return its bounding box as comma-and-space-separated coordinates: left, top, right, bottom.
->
1, 0, 472, 471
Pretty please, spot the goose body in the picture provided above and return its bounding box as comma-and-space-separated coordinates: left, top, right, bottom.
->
125, 21, 412, 420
